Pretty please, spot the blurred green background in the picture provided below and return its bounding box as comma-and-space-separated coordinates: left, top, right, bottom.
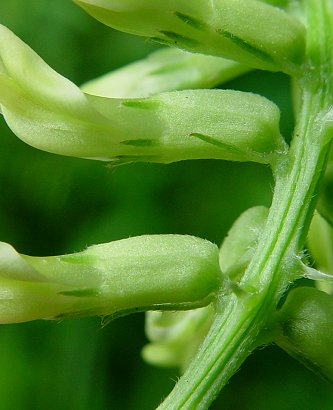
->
0, 1, 332, 409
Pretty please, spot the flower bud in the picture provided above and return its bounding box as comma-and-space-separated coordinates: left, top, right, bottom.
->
81, 47, 250, 99
74, 0, 305, 73
0, 235, 222, 323
308, 212, 333, 294
142, 306, 214, 371
275, 287, 333, 382
0, 25, 285, 165
316, 162, 333, 227
219, 206, 269, 281
86, 89, 285, 164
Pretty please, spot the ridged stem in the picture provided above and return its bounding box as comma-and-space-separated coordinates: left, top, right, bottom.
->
158, 1, 333, 408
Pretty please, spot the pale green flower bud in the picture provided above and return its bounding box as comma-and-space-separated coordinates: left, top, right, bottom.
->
275, 287, 333, 383
219, 206, 268, 281
141, 206, 271, 371
0, 235, 223, 323
316, 162, 333, 227
86, 90, 285, 164
0, 25, 286, 165
74, 0, 305, 73
81, 47, 250, 98
142, 306, 214, 372
308, 212, 333, 294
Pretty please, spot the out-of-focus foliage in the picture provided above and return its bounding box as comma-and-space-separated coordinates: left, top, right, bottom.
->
0, 1, 332, 409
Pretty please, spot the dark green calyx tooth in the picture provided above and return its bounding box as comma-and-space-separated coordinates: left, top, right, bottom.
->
148, 36, 173, 46
121, 139, 156, 147
59, 288, 100, 297
190, 132, 243, 154
54, 307, 102, 319
174, 12, 206, 31
216, 29, 275, 64
158, 31, 199, 48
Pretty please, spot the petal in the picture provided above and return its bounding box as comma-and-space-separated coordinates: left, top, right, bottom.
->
81, 47, 250, 98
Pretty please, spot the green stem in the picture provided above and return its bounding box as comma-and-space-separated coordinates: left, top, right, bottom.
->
158, 1, 333, 408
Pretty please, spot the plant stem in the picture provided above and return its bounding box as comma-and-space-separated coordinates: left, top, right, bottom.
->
158, 1, 333, 408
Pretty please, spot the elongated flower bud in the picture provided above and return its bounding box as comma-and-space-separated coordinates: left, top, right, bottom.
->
81, 47, 250, 98
275, 287, 333, 383
316, 162, 333, 227
219, 206, 268, 281
86, 90, 285, 164
142, 306, 214, 371
141, 206, 270, 371
74, 0, 305, 73
0, 235, 222, 324
0, 25, 285, 165
308, 212, 333, 294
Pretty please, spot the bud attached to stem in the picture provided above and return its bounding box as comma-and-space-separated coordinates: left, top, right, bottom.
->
275, 287, 333, 383
74, 0, 305, 73
0, 235, 223, 323
0, 25, 286, 165
142, 306, 214, 372
219, 206, 269, 281
307, 212, 333, 294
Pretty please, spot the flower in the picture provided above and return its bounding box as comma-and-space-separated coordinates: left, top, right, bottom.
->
0, 235, 222, 323
0, 24, 285, 165
74, 0, 305, 74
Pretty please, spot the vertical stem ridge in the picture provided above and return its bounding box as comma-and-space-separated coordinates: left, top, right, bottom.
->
157, 2, 333, 408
